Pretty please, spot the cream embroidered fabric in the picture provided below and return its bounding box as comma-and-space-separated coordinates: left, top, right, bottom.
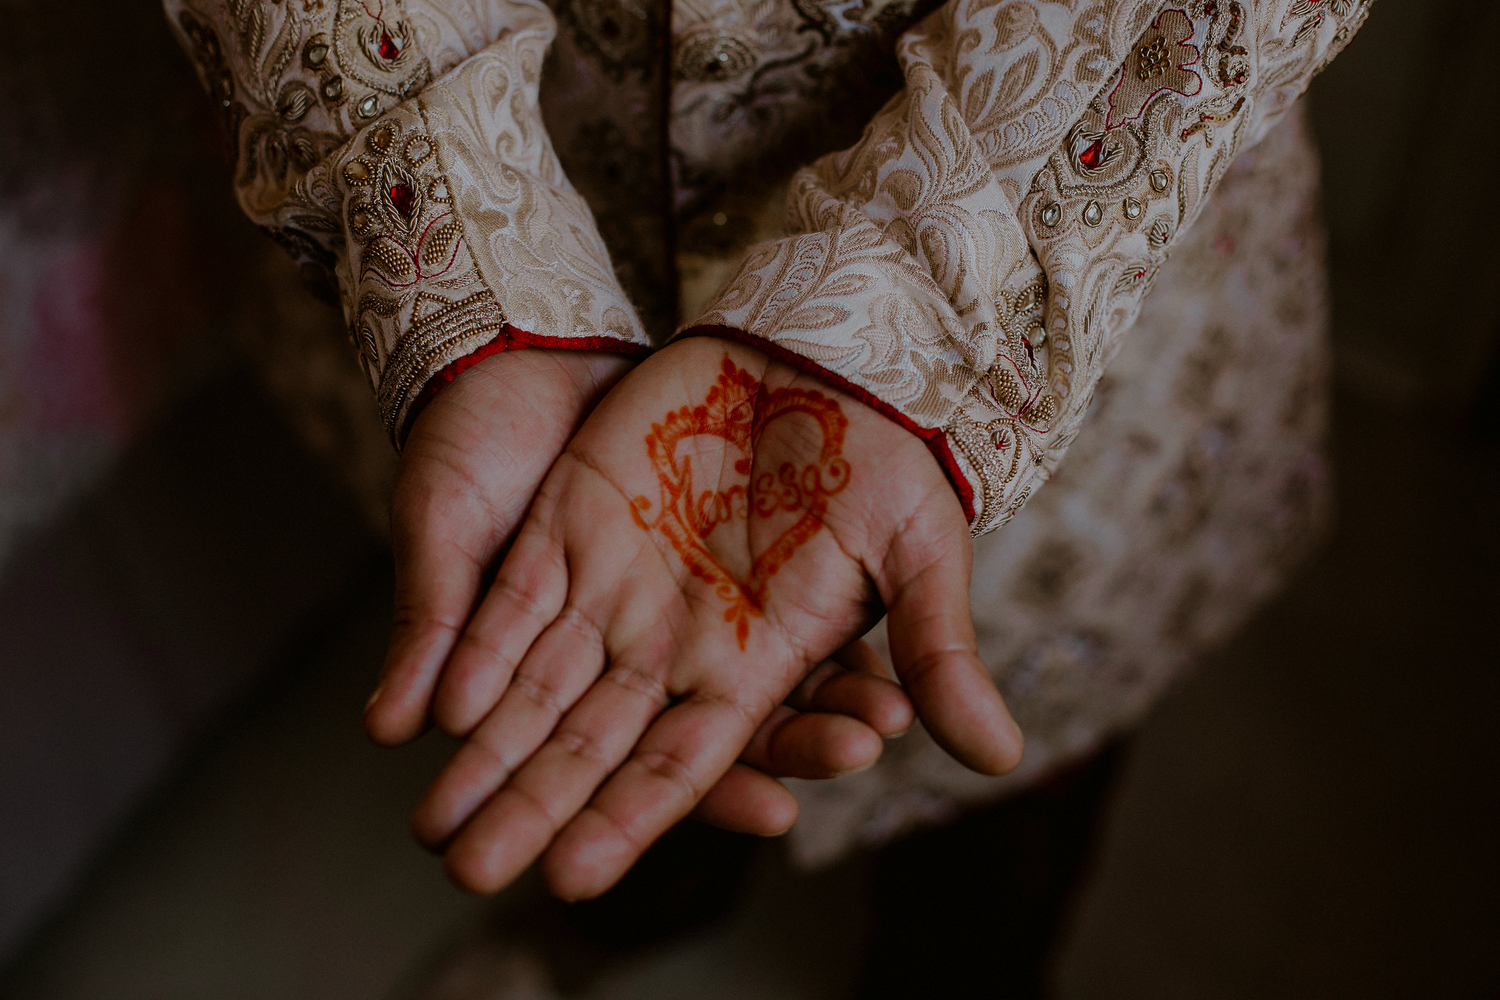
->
164, 0, 649, 441
785, 104, 1333, 863
164, 0, 1365, 864
689, 0, 1369, 533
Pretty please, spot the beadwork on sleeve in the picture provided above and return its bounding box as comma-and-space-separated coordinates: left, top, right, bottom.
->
165, 0, 651, 443
683, 0, 1370, 534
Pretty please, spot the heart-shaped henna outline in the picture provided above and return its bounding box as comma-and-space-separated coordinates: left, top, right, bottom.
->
629, 356, 852, 649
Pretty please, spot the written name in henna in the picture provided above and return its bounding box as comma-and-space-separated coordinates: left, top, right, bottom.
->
629, 356, 851, 649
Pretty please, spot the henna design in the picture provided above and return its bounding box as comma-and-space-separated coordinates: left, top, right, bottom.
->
630, 355, 851, 649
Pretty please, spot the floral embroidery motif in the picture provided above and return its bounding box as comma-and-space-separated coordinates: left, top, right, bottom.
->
666, 0, 944, 219
1288, 0, 1357, 22
167, 0, 652, 441
1105, 9, 1203, 130
688, 0, 1370, 533
168, 0, 1369, 520
346, 121, 460, 288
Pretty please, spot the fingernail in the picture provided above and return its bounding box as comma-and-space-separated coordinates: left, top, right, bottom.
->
1003, 717, 1026, 768
364, 682, 386, 714
885, 727, 911, 740
833, 760, 878, 778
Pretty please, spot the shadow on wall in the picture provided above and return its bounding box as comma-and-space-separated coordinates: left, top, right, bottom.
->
0, 0, 392, 577
0, 372, 384, 959
1309, 0, 1500, 417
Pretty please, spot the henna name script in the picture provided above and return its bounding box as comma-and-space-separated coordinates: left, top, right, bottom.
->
630, 356, 851, 649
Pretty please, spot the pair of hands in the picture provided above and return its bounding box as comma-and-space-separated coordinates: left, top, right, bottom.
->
364, 337, 1023, 899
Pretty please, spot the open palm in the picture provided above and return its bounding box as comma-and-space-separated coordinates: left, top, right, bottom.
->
413, 336, 1023, 899
365, 345, 914, 836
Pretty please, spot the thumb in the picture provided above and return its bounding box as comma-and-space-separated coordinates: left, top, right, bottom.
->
878, 513, 1023, 776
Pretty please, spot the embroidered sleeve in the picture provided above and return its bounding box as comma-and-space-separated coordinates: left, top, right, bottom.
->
165, 0, 650, 444
682, 0, 1370, 534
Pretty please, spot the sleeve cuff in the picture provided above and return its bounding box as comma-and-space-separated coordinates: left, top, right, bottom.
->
399, 324, 651, 445
166, 0, 652, 448
682, 1, 1370, 535
332, 35, 652, 443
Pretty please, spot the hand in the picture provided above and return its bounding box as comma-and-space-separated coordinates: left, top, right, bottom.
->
365, 348, 631, 747
411, 337, 1023, 898
364, 346, 914, 836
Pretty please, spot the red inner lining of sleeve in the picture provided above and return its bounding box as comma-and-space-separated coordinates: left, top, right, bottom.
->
401, 325, 651, 446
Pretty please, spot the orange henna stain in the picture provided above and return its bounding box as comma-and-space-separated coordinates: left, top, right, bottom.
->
631, 355, 852, 650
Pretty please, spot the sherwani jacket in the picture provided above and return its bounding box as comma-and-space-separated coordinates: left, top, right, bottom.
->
163, 0, 1369, 863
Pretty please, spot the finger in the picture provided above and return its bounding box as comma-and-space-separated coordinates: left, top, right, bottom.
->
432, 527, 570, 737
786, 641, 913, 737
411, 601, 609, 850
795, 656, 914, 738
366, 488, 495, 747
740, 704, 885, 779
739, 703, 799, 768
831, 637, 890, 678
881, 523, 1024, 776
692, 765, 798, 836
757, 711, 885, 779
539, 694, 758, 901
805, 672, 913, 737
439, 656, 671, 894
426, 464, 670, 863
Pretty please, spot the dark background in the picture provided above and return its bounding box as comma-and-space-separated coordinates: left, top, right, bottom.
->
1, 1, 1497, 996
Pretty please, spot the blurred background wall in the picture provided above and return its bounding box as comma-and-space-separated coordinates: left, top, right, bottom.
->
1310, 0, 1500, 424
0, 0, 1496, 995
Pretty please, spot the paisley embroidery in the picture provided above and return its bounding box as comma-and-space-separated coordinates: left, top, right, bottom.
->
168, 0, 1369, 505
167, 0, 652, 441
687, 0, 1371, 533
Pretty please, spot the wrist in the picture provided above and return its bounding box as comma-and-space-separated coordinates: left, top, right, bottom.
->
407, 339, 644, 445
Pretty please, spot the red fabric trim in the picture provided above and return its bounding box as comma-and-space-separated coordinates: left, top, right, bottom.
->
675, 324, 977, 523
401, 324, 652, 445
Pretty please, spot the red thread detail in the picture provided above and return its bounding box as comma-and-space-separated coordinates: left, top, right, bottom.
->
360, 212, 462, 291
1103, 9, 1204, 131
400, 326, 651, 445
675, 325, 977, 524
995, 351, 1045, 423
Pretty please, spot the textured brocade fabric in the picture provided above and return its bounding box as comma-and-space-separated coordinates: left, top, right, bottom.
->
163, 0, 650, 441
686, 0, 1370, 534
787, 104, 1334, 865
155, 0, 1364, 867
